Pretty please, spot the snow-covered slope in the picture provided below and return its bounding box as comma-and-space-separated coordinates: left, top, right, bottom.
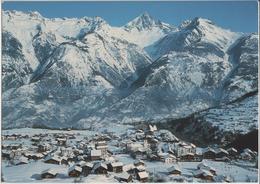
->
145, 17, 239, 60
158, 92, 258, 146
2, 10, 258, 137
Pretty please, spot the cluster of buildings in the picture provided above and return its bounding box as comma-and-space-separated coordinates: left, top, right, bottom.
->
1, 125, 258, 182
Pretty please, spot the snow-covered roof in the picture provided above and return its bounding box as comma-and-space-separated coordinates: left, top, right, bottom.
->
202, 170, 213, 177
69, 165, 82, 173
197, 162, 216, 172
44, 155, 61, 162
167, 165, 181, 172
76, 160, 87, 166
96, 145, 108, 149
90, 149, 102, 157
137, 171, 149, 179
41, 168, 58, 175
117, 172, 131, 180
216, 148, 229, 155
14, 156, 28, 165
134, 159, 145, 165
243, 148, 253, 154
93, 162, 108, 170
203, 147, 216, 153
193, 169, 213, 177
111, 162, 123, 167
135, 165, 146, 172
227, 147, 238, 152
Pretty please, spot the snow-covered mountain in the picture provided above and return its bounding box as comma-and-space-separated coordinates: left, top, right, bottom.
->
2, 10, 258, 140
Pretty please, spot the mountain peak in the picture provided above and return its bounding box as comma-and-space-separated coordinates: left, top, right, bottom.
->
182, 17, 215, 30
124, 12, 175, 33
124, 12, 158, 31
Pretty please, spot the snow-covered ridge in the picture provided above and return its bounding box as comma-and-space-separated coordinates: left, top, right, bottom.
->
2, 10, 258, 134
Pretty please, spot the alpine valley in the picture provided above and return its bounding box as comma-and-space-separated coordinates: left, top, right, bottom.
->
2, 10, 258, 146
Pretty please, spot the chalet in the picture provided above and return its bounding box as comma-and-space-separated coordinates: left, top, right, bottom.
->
157, 152, 176, 163
180, 153, 195, 161
215, 148, 229, 158
131, 148, 147, 160
107, 162, 123, 173
77, 155, 85, 161
41, 169, 58, 179
95, 141, 108, 156
115, 172, 132, 183
31, 137, 40, 142
60, 156, 69, 165
81, 162, 94, 176
93, 162, 108, 174
167, 165, 182, 175
227, 147, 238, 158
10, 144, 21, 150
197, 163, 216, 175
44, 155, 61, 165
148, 154, 160, 161
173, 142, 196, 157
2, 150, 10, 160
38, 144, 50, 153
134, 160, 145, 167
56, 138, 67, 146
9, 149, 22, 159
24, 152, 44, 160
193, 169, 213, 181
137, 171, 149, 182
67, 154, 76, 162
60, 147, 73, 155
14, 156, 29, 165
126, 142, 143, 152
7, 136, 16, 141
68, 165, 82, 177
241, 148, 256, 159
240, 152, 252, 160
194, 153, 203, 162
75, 160, 87, 166
90, 150, 102, 160
215, 157, 230, 162
147, 138, 159, 151
202, 147, 216, 159
243, 148, 254, 155
132, 165, 146, 175
164, 154, 177, 164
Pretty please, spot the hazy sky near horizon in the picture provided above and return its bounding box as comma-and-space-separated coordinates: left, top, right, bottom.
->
3, 1, 258, 33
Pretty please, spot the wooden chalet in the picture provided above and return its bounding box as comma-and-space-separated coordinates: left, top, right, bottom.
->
107, 162, 123, 173
44, 155, 61, 165
41, 169, 58, 179
93, 162, 108, 174
115, 172, 132, 183
90, 149, 102, 160
68, 165, 82, 177
137, 171, 149, 182
81, 162, 94, 176
203, 148, 216, 159
167, 165, 182, 175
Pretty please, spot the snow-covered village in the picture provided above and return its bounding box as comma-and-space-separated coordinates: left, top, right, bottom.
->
1, 1, 259, 183
1, 124, 258, 183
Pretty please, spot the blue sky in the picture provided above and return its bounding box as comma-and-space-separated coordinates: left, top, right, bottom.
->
3, 1, 258, 33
